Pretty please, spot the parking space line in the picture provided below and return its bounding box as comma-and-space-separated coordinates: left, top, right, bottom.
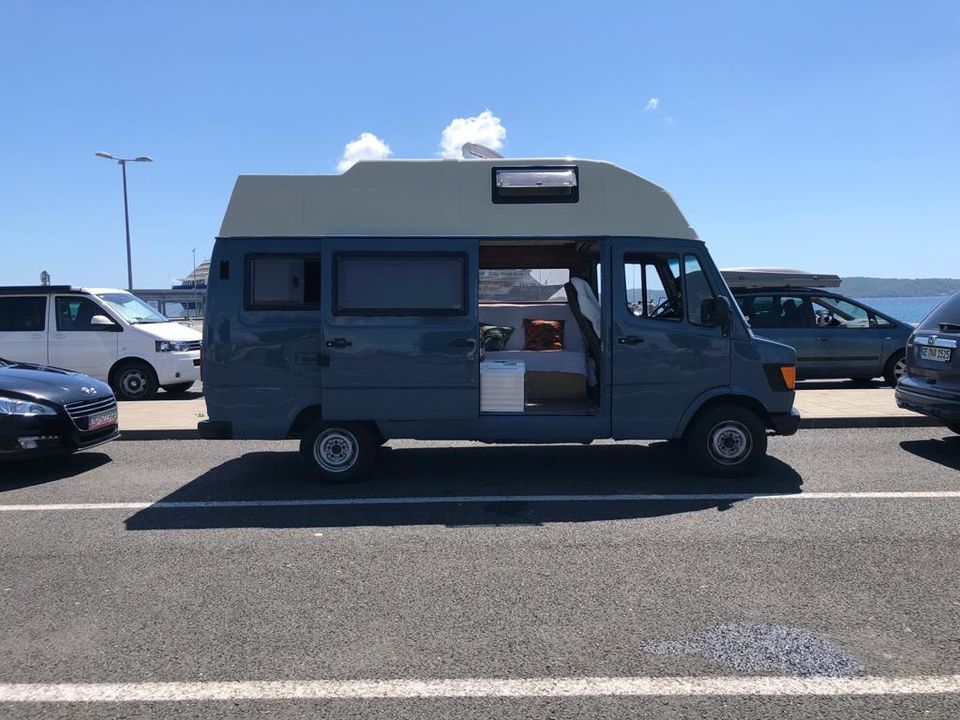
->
0, 491, 959, 513
0, 675, 958, 702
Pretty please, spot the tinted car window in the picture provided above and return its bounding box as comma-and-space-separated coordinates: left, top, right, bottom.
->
0, 296, 46, 331
917, 291, 960, 332
56, 297, 109, 331
743, 295, 813, 329
336, 254, 465, 314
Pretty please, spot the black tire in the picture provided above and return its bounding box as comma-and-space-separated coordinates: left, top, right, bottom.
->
112, 361, 158, 401
883, 350, 907, 387
946, 423, 960, 436
299, 421, 376, 482
161, 382, 194, 394
685, 403, 768, 478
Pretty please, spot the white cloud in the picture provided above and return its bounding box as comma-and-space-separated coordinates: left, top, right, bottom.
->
439, 109, 507, 158
645, 97, 660, 111
337, 132, 392, 173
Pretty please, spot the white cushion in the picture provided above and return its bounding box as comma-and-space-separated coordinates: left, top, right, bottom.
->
479, 303, 582, 352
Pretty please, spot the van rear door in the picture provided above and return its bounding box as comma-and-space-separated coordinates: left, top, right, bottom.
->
320, 239, 480, 421
611, 241, 731, 438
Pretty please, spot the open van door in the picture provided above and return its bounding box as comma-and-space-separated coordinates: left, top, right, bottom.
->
611, 239, 731, 438
320, 238, 480, 421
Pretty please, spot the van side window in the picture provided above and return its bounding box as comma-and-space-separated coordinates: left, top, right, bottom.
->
56, 297, 108, 331
246, 255, 320, 310
624, 253, 683, 321
335, 253, 465, 315
0, 296, 46, 331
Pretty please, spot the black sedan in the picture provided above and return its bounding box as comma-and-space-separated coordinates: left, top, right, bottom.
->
0, 357, 119, 458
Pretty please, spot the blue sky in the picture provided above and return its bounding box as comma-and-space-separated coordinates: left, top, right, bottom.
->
0, 1, 957, 288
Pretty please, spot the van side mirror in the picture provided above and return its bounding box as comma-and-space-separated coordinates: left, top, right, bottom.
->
701, 297, 731, 329
90, 315, 120, 331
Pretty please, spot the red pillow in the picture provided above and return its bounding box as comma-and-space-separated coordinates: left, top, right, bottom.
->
523, 319, 564, 351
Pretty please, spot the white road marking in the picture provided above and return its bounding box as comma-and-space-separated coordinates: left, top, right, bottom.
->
1, 491, 959, 513
0, 675, 958, 702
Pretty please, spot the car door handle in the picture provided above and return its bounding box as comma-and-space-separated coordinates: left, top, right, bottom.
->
448, 338, 476, 348
325, 338, 352, 349
618, 335, 644, 345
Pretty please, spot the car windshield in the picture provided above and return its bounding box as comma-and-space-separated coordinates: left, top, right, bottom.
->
97, 293, 168, 324
917, 292, 960, 332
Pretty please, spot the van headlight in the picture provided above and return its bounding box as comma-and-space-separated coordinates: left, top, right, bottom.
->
0, 397, 57, 416
156, 340, 193, 352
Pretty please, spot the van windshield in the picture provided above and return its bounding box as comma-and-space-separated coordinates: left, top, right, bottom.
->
97, 293, 168, 324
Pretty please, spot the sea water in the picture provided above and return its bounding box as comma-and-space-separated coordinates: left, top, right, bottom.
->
856, 296, 947, 324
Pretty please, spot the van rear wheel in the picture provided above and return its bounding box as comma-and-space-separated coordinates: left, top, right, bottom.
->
299, 421, 376, 482
686, 404, 767, 478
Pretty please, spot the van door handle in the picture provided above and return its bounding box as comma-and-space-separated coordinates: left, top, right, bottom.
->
325, 338, 352, 349
448, 338, 475, 348
618, 335, 644, 345
817, 336, 829, 342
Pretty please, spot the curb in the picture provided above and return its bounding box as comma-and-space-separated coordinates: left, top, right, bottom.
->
116, 417, 947, 441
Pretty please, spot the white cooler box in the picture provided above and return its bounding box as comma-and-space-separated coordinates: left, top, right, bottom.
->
480, 360, 525, 413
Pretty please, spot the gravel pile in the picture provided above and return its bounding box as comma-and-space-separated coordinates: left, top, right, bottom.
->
644, 623, 864, 677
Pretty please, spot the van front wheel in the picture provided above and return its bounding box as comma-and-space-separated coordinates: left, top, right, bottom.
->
299, 421, 375, 482
686, 404, 767, 478
112, 361, 158, 401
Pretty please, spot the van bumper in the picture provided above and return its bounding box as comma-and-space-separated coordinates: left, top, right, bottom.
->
770, 408, 801, 436
198, 419, 233, 439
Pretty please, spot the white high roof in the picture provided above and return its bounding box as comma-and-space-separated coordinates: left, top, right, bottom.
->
218, 158, 699, 241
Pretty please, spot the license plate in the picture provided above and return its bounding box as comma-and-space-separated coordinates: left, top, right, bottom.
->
88, 409, 117, 430
918, 346, 952, 363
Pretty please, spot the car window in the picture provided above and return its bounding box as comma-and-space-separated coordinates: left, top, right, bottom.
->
624, 253, 683, 321
0, 296, 46, 331
811, 296, 872, 329
743, 295, 813, 329
56, 297, 113, 331
917, 291, 960, 332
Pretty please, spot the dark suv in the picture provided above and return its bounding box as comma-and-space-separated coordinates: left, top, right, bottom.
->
896, 291, 960, 433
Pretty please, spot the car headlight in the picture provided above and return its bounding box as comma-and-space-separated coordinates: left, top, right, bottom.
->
0, 396, 57, 416
156, 340, 192, 352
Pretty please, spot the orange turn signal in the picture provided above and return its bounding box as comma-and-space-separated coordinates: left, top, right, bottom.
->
780, 365, 796, 390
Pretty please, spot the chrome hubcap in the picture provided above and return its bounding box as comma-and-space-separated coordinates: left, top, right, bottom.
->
120, 370, 148, 398
708, 421, 752, 465
314, 429, 358, 473
894, 357, 907, 380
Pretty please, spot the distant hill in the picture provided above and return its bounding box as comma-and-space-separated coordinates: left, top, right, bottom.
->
839, 277, 960, 298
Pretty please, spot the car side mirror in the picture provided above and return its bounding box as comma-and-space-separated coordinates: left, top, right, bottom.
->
90, 315, 120, 331
701, 297, 731, 329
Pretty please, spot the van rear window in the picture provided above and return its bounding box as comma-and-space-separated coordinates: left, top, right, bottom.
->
0, 296, 46, 331
335, 253, 465, 315
918, 292, 960, 332
246, 255, 320, 310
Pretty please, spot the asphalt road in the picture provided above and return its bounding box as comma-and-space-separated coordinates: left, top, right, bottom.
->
0, 428, 958, 718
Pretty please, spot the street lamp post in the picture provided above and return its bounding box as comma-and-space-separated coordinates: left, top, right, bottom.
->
96, 151, 153, 291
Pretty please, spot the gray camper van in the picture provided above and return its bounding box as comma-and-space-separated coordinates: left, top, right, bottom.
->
200, 157, 800, 479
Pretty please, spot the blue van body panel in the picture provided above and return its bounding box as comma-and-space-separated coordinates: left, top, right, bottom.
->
202, 235, 799, 443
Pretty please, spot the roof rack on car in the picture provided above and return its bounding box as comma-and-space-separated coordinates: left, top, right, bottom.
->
0, 285, 82, 294
720, 268, 842, 289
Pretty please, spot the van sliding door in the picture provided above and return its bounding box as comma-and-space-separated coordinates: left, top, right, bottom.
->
320, 238, 480, 421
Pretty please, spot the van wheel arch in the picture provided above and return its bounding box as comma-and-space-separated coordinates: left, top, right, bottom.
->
681, 394, 772, 437
287, 406, 384, 444
109, 358, 159, 401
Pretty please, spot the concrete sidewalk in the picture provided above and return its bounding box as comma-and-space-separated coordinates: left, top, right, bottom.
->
116, 385, 941, 440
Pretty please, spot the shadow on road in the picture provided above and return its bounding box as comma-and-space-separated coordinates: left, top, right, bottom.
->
125, 442, 803, 531
0, 452, 112, 491
899, 435, 960, 472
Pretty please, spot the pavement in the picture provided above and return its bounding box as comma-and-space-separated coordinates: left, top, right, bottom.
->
118, 381, 942, 440
1, 428, 958, 717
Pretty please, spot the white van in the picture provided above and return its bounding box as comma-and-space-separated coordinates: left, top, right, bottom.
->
0, 286, 201, 400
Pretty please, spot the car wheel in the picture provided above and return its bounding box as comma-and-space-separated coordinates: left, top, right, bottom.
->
946, 423, 960, 436
883, 351, 907, 387
299, 421, 376, 482
686, 403, 768, 478
112, 361, 158, 401
161, 382, 194, 394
